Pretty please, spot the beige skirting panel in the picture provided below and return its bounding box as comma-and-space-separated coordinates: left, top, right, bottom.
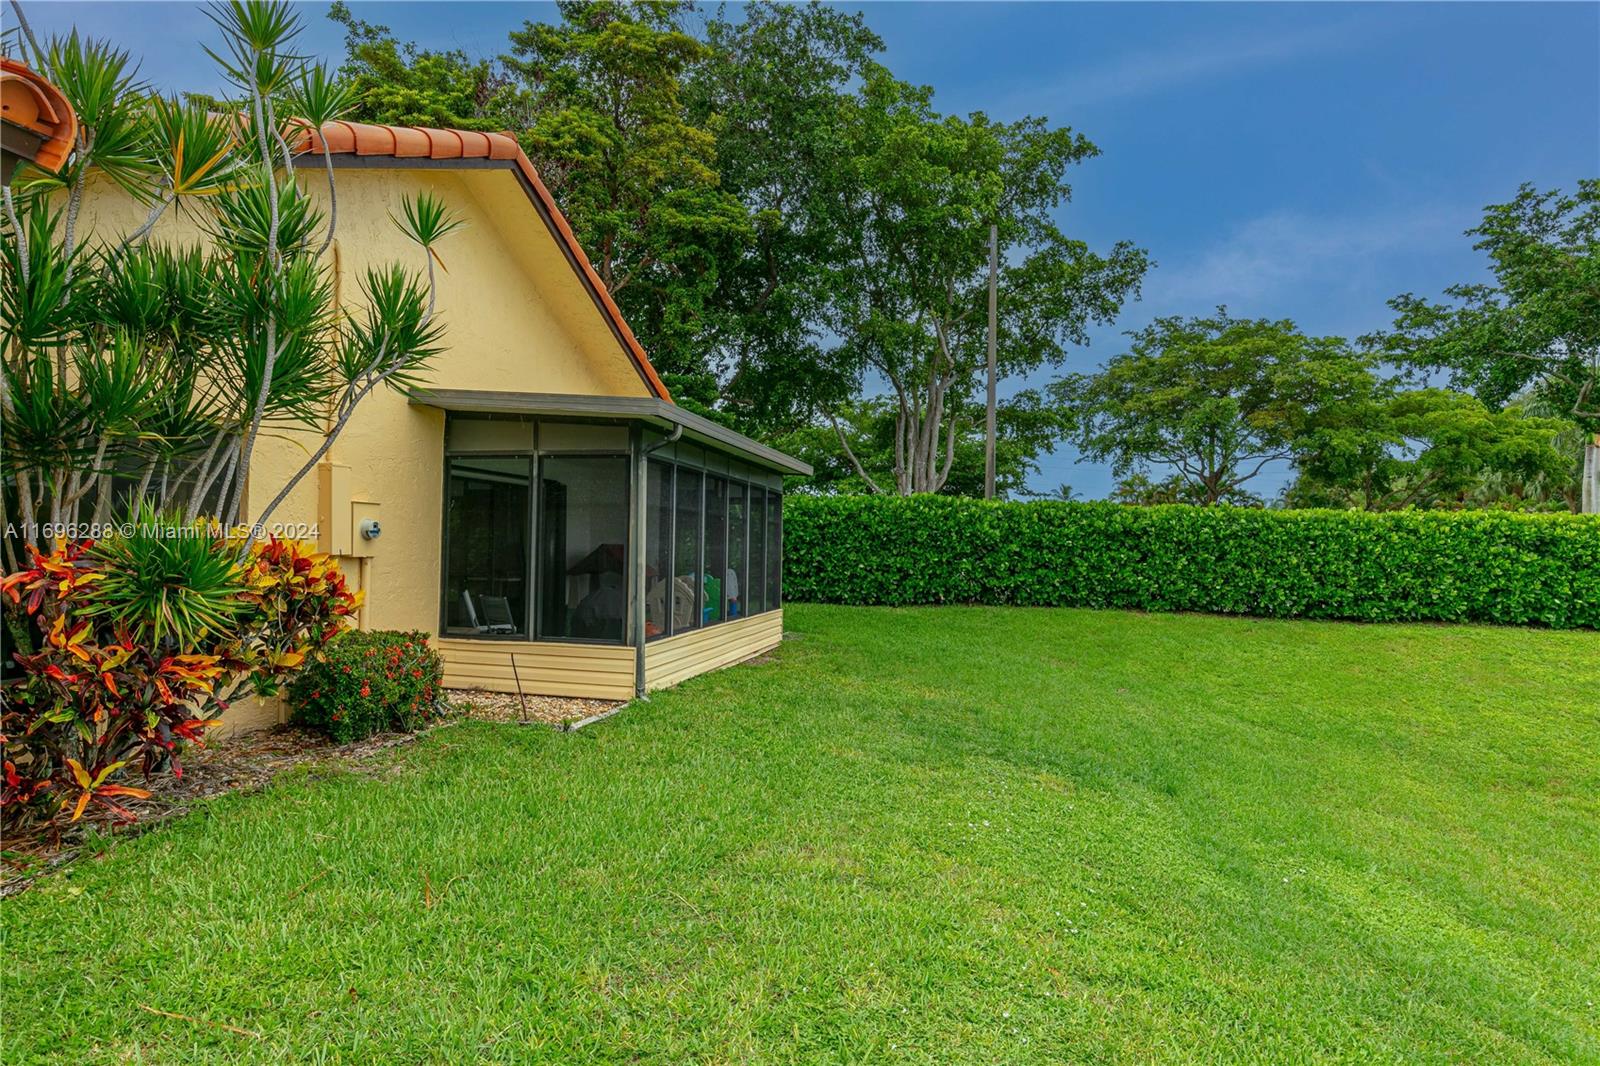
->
215, 691, 288, 737
436, 637, 637, 701
644, 610, 783, 692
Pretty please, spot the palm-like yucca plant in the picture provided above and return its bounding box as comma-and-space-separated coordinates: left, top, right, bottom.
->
83, 508, 246, 650
0, 0, 462, 560
98, 243, 221, 341
146, 97, 241, 200
250, 261, 449, 528
395, 190, 466, 281
0, 196, 87, 351
203, 0, 302, 91
28, 32, 157, 204
207, 171, 321, 259
285, 62, 355, 253
2, 348, 97, 473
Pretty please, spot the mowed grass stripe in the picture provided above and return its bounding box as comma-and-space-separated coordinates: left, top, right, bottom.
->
4, 605, 1596, 1063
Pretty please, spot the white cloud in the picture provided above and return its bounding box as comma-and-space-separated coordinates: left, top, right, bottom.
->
1144, 204, 1471, 312
1015, 19, 1369, 112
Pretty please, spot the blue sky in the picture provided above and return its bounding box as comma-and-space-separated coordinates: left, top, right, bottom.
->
16, 1, 1600, 498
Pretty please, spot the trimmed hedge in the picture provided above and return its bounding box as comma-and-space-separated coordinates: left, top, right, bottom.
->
782, 496, 1600, 629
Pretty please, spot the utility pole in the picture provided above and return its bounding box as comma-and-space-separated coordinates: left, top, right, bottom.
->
984, 222, 998, 500
1585, 433, 1599, 514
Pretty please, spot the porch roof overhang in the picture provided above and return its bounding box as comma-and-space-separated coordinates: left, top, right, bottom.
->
409, 389, 813, 477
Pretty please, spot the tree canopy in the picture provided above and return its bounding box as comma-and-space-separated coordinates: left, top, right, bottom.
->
1375, 181, 1600, 433
504, 1, 749, 407
1288, 387, 1574, 511
685, 3, 883, 434
317, 2, 1588, 509
820, 66, 1147, 494
326, 2, 1143, 484
1052, 312, 1362, 505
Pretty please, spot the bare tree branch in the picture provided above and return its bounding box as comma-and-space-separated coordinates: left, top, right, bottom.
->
828, 410, 883, 494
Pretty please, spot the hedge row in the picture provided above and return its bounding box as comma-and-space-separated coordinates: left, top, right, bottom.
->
781, 496, 1600, 629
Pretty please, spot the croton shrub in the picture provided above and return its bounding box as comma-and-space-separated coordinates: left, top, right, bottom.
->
0, 527, 360, 832
285, 630, 444, 744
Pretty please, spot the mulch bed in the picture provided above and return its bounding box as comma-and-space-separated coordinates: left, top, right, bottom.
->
446, 688, 622, 727
0, 690, 625, 896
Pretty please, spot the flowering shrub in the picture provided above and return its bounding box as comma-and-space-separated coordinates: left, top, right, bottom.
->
286, 630, 443, 743
1, 531, 360, 832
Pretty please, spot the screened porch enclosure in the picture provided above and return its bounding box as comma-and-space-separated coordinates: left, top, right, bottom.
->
419, 392, 809, 700
645, 463, 783, 640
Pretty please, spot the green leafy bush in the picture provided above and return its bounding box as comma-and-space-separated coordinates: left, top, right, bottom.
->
783, 496, 1600, 628
287, 630, 443, 743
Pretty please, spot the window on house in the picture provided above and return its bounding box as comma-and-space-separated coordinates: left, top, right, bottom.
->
645, 461, 673, 640
672, 468, 703, 632
748, 485, 766, 614
727, 482, 747, 621
538, 455, 629, 643
444, 456, 532, 637
705, 476, 728, 625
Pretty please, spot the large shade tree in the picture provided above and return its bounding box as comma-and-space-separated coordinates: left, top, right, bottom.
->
686, 3, 883, 437
822, 67, 1147, 495
1373, 180, 1600, 512
1052, 312, 1363, 506
503, 0, 749, 407
320, 2, 1148, 490
1288, 386, 1574, 511
322, 2, 1143, 493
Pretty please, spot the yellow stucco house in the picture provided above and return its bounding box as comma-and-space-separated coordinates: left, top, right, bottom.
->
80, 120, 809, 729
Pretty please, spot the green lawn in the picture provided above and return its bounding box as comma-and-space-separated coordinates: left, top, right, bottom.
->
5, 605, 1598, 1063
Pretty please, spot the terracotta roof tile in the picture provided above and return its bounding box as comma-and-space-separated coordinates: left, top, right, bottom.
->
291, 120, 669, 402
416, 127, 463, 159
387, 125, 431, 158
0, 59, 79, 176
